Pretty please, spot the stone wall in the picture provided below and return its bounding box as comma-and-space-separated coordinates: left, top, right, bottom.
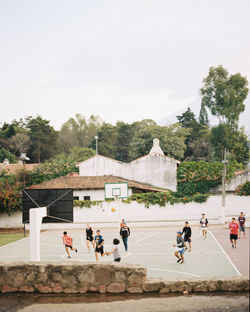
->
0, 263, 249, 294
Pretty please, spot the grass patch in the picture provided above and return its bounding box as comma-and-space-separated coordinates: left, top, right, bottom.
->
0, 234, 25, 247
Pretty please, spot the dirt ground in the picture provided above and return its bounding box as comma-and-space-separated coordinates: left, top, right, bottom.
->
0, 293, 249, 312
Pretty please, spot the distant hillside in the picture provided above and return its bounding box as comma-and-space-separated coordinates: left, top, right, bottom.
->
159, 98, 250, 136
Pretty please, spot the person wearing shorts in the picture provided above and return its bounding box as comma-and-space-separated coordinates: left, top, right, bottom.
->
229, 218, 239, 248
238, 212, 246, 239
173, 231, 187, 263
105, 238, 121, 262
200, 213, 208, 239
62, 231, 77, 259
181, 221, 192, 252
86, 223, 95, 252
94, 230, 105, 262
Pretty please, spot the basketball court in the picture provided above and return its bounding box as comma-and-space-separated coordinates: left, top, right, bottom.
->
1, 182, 247, 280
0, 226, 247, 280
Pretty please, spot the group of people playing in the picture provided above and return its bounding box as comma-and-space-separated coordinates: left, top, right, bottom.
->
62, 212, 246, 264
173, 212, 246, 264
62, 220, 130, 262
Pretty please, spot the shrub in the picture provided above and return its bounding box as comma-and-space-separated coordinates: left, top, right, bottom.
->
237, 181, 250, 196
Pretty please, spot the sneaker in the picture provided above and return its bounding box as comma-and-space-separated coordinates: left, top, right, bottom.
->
180, 260, 184, 264
68, 256, 71, 259
177, 258, 181, 263
75, 249, 78, 253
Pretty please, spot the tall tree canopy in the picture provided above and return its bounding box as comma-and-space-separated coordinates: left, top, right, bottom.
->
26, 116, 58, 163
200, 65, 248, 128
129, 123, 190, 161
59, 114, 103, 153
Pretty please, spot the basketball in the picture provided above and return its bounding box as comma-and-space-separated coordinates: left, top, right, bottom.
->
111, 208, 116, 212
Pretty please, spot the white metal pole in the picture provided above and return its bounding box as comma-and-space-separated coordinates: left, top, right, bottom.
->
221, 150, 226, 224
29, 207, 47, 261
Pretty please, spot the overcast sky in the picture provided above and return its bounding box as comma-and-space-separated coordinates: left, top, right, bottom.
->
0, 0, 249, 130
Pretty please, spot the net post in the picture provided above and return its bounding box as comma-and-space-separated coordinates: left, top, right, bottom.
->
29, 207, 47, 261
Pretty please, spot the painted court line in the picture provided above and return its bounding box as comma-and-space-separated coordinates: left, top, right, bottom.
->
132, 232, 159, 244
148, 267, 201, 278
133, 232, 202, 246
209, 230, 241, 277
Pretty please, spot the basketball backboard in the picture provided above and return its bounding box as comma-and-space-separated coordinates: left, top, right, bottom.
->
105, 183, 128, 199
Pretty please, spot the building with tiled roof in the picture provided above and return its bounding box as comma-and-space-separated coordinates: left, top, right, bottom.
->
28, 173, 163, 201
77, 138, 180, 191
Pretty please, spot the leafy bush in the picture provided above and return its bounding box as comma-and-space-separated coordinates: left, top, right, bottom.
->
177, 161, 242, 195
74, 200, 103, 208
0, 180, 22, 214
237, 181, 250, 196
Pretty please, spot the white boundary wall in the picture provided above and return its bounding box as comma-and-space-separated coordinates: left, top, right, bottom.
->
0, 195, 249, 229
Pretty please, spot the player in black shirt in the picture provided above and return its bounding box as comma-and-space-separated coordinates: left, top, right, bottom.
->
181, 221, 192, 252
86, 223, 94, 252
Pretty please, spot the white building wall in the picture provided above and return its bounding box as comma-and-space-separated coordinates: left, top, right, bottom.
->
73, 188, 133, 201
78, 154, 178, 191
1, 195, 249, 228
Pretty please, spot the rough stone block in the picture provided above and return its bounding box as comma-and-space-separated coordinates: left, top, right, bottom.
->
114, 271, 126, 282
160, 287, 170, 294
19, 286, 34, 293
94, 268, 111, 285
107, 283, 126, 293
143, 280, 162, 292
2, 285, 18, 293
36, 285, 52, 293
127, 287, 143, 293
79, 287, 88, 293
99, 285, 106, 293
127, 272, 145, 287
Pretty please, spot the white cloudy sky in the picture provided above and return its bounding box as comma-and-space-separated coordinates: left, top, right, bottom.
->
0, 0, 249, 130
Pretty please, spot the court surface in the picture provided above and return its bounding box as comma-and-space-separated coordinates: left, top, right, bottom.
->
0, 226, 246, 279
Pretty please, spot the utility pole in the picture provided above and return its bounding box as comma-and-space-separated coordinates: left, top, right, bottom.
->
221, 149, 227, 224
95, 136, 98, 155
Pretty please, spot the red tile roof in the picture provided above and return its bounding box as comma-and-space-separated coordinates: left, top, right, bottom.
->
28, 174, 163, 192
0, 163, 39, 174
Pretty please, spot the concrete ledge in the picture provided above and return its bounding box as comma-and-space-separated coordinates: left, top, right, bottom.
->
0, 263, 249, 294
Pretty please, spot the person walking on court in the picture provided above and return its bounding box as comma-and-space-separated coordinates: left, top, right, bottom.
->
181, 221, 192, 252
173, 231, 186, 263
229, 217, 239, 248
105, 238, 121, 262
94, 230, 105, 262
62, 231, 77, 259
200, 213, 208, 239
238, 212, 246, 239
120, 224, 130, 252
86, 223, 95, 252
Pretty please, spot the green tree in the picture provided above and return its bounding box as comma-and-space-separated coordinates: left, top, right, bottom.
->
129, 123, 190, 160
97, 123, 118, 159
177, 108, 209, 160
0, 148, 16, 163
116, 122, 133, 162
200, 65, 248, 128
26, 116, 58, 163
59, 114, 103, 153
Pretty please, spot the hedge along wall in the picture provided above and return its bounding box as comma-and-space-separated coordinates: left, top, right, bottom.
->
0, 263, 249, 294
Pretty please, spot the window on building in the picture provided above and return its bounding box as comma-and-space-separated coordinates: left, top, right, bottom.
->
84, 196, 91, 201
73, 196, 79, 201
